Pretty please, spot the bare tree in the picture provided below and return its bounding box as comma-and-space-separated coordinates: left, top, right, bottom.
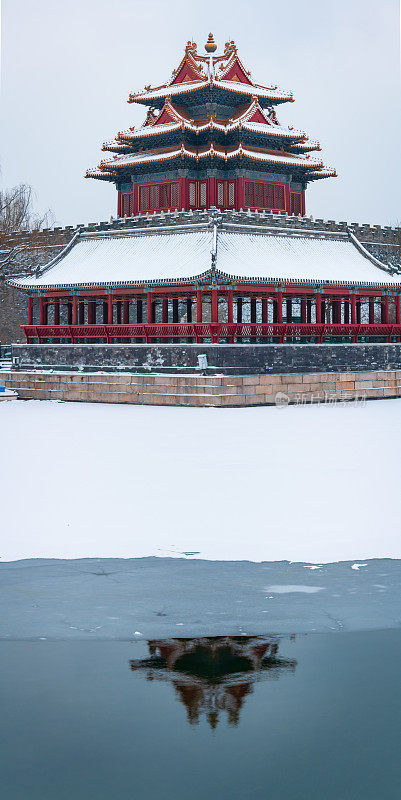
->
0, 183, 55, 275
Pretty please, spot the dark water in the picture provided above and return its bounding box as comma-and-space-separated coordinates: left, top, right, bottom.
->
1, 630, 400, 799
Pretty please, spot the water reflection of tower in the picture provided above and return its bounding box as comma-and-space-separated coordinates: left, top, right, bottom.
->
130, 637, 297, 728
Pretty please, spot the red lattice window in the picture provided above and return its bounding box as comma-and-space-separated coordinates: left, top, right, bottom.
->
139, 181, 180, 212
160, 184, 169, 208
244, 180, 286, 211
274, 185, 285, 210
171, 183, 180, 208
199, 182, 207, 207
140, 186, 149, 211
244, 182, 254, 207
120, 192, 133, 217
290, 192, 302, 215
188, 180, 207, 209
217, 181, 235, 209
265, 184, 274, 208
255, 182, 264, 208
149, 185, 159, 209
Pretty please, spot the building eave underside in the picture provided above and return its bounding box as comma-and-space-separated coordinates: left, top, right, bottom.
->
8, 220, 401, 293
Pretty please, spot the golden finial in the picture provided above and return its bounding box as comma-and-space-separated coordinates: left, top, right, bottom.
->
205, 32, 217, 53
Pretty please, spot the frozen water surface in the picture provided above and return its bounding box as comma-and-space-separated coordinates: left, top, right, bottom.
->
1, 557, 401, 639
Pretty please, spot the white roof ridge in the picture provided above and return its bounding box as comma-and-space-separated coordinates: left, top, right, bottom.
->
347, 228, 399, 276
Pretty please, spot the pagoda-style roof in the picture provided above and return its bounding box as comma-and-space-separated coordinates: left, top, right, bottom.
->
86, 34, 336, 195
10, 213, 400, 292
102, 99, 318, 155
87, 142, 334, 182
127, 40, 293, 110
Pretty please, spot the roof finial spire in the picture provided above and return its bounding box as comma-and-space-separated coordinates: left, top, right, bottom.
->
205, 32, 217, 53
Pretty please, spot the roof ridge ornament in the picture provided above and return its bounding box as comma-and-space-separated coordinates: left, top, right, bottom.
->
205, 33, 217, 53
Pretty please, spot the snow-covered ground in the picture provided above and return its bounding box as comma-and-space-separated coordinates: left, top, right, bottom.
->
1, 399, 400, 563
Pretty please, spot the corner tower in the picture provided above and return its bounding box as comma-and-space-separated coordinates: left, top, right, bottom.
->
86, 35, 336, 217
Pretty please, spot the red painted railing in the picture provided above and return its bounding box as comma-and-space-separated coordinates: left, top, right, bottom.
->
22, 323, 401, 344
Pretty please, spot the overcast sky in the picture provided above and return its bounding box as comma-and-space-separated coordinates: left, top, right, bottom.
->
1, 0, 400, 227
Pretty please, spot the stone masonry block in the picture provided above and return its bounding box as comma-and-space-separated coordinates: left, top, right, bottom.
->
243, 376, 260, 385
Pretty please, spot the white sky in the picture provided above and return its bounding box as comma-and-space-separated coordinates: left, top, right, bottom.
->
1, 0, 400, 228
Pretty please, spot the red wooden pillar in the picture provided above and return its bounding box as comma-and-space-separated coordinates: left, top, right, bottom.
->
315, 292, 322, 324
208, 177, 217, 208
300, 297, 306, 323
39, 297, 45, 325
227, 290, 234, 323
236, 177, 245, 211
350, 294, 356, 325
250, 297, 257, 323
43, 301, 48, 326
262, 297, 268, 324
28, 297, 33, 325
172, 298, 179, 323
132, 185, 139, 216
382, 295, 389, 324
237, 297, 243, 322
123, 301, 129, 324
136, 299, 143, 323
211, 290, 218, 323
147, 293, 153, 323
179, 177, 186, 211
72, 295, 78, 326
87, 301, 94, 324
301, 191, 306, 217
369, 296, 375, 325
396, 295, 401, 325
107, 294, 113, 325
277, 291, 283, 323
196, 289, 203, 323
78, 301, 85, 325
54, 300, 60, 326
162, 298, 168, 323
284, 182, 291, 215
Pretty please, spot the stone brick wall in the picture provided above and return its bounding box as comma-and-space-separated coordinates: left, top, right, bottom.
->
1, 369, 401, 407
10, 342, 401, 376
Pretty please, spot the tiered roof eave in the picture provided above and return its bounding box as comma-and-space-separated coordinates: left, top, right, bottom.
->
86, 142, 336, 183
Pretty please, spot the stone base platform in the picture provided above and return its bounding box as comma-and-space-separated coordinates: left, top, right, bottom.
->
1, 369, 401, 406
9, 342, 401, 376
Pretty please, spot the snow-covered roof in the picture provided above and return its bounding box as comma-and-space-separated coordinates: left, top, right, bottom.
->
109, 118, 306, 145
11, 229, 214, 290
130, 76, 293, 105
217, 229, 400, 285
9, 220, 401, 291
94, 144, 331, 175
